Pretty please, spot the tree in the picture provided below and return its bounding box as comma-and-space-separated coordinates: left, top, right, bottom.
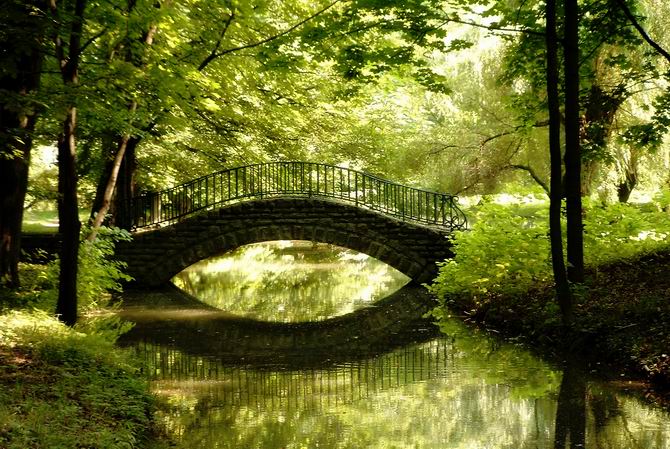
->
0, 1, 47, 287
545, 0, 573, 325
563, 0, 584, 283
87, 1, 158, 239
51, 0, 88, 326
496, 0, 668, 201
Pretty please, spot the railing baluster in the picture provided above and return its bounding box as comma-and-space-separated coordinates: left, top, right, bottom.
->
205, 176, 209, 207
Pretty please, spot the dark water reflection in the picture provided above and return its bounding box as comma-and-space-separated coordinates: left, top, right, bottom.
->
171, 241, 410, 322
129, 320, 670, 449
121, 242, 670, 448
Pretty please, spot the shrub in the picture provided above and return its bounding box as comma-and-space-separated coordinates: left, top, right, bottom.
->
428, 200, 670, 306
8, 226, 134, 340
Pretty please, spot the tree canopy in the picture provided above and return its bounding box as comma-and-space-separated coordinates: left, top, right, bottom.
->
2, 0, 670, 324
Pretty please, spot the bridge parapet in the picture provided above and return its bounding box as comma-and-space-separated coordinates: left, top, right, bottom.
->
129, 162, 467, 231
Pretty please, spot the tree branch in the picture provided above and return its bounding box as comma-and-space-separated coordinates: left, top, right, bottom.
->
503, 164, 550, 195
480, 120, 550, 146
79, 26, 108, 55
614, 0, 670, 64
198, 12, 236, 71
441, 15, 546, 38
199, 0, 341, 71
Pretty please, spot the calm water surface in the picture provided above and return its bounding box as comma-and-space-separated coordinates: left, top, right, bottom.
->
172, 241, 410, 321
121, 241, 670, 449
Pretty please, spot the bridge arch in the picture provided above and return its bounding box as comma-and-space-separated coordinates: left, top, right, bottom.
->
116, 197, 455, 287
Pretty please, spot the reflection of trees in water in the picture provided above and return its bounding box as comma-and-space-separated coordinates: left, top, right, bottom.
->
172, 241, 410, 321
552, 366, 670, 449
136, 321, 670, 449
554, 363, 586, 449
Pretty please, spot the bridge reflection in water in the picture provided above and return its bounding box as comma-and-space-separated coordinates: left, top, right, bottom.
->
125, 317, 670, 449
136, 338, 453, 412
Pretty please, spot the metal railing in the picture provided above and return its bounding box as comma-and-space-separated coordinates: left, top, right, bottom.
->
129, 162, 467, 230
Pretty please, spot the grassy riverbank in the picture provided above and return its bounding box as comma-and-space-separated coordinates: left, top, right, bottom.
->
0, 311, 170, 449
435, 249, 670, 386
1, 228, 171, 448
429, 198, 670, 391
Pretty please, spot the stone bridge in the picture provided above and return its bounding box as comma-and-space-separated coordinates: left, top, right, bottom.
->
23, 162, 466, 288
116, 197, 456, 287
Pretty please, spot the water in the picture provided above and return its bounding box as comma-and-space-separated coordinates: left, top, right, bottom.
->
171, 241, 410, 322
119, 241, 670, 448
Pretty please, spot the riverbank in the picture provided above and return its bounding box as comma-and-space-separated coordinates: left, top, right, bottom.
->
0, 311, 169, 449
437, 248, 670, 392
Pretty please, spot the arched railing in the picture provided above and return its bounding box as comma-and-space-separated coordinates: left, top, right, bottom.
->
130, 162, 467, 230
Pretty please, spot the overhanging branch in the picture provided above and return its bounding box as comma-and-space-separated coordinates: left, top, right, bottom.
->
614, 0, 670, 64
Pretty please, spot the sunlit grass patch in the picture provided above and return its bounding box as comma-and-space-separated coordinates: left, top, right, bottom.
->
22, 209, 90, 233
0, 310, 163, 449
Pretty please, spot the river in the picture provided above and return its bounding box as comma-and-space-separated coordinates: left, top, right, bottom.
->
118, 241, 670, 448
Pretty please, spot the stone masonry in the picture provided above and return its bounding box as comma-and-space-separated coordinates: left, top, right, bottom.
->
115, 197, 455, 287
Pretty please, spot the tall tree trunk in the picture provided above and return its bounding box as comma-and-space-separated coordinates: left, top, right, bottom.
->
546, 0, 573, 326
56, 106, 81, 326
0, 128, 34, 288
563, 0, 584, 284
0, 0, 45, 287
52, 0, 86, 326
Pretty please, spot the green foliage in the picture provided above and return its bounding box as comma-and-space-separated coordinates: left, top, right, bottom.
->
429, 199, 670, 306
10, 226, 133, 340
0, 310, 160, 449
428, 202, 551, 305
582, 201, 670, 265
654, 186, 670, 210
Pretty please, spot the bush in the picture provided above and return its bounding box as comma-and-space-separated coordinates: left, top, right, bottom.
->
428, 202, 551, 306
428, 200, 670, 306
6, 226, 134, 340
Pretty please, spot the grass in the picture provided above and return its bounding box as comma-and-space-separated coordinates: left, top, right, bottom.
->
0, 310, 170, 449
22, 209, 90, 233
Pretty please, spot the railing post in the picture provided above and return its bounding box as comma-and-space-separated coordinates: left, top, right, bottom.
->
355, 172, 358, 206
205, 176, 209, 207
362, 175, 365, 205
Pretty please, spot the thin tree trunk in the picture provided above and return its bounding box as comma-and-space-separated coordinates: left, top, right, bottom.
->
546, 0, 573, 326
87, 103, 136, 240
0, 1, 45, 287
114, 136, 139, 229
89, 134, 116, 222
563, 0, 584, 284
617, 170, 637, 203
52, 0, 86, 326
